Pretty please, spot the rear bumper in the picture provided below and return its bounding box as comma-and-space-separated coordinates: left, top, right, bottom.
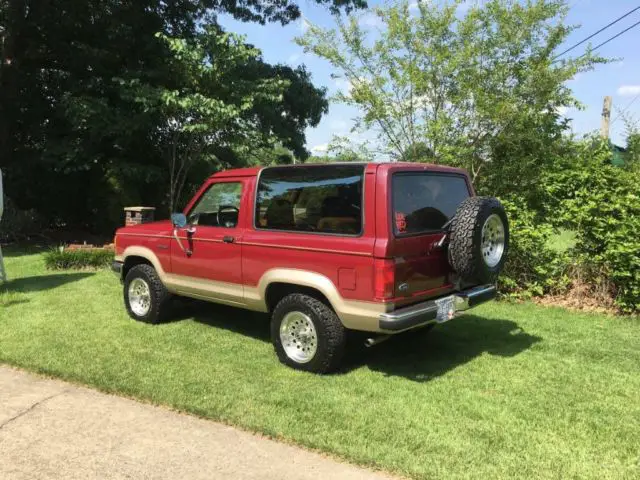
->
379, 284, 497, 332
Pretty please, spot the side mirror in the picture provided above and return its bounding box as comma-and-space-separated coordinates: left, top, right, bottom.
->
171, 213, 187, 228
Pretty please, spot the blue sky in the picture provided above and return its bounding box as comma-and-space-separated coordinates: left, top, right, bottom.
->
219, 0, 640, 154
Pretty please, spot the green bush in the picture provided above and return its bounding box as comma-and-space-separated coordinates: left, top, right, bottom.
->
44, 248, 113, 270
499, 197, 570, 298
552, 138, 640, 313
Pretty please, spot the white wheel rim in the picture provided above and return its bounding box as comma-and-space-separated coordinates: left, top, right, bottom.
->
279, 311, 318, 364
481, 214, 506, 268
128, 278, 151, 316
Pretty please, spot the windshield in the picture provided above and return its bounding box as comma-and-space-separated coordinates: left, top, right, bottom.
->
392, 173, 470, 235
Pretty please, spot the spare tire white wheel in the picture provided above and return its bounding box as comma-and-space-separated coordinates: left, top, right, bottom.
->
447, 196, 509, 284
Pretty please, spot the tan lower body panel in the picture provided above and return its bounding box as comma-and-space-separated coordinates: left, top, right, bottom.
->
163, 274, 247, 308
117, 251, 388, 332
166, 277, 385, 332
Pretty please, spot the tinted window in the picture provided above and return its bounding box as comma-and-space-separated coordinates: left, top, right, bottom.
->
256, 166, 364, 235
188, 182, 242, 228
393, 173, 469, 235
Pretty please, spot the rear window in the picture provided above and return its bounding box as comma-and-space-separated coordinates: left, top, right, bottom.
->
392, 173, 470, 235
255, 165, 364, 235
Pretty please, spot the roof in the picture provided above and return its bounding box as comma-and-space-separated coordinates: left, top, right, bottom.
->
208, 162, 467, 179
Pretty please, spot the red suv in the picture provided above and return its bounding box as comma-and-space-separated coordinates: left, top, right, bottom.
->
113, 163, 509, 372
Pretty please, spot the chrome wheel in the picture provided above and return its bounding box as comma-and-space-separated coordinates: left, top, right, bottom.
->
279, 311, 318, 364
481, 214, 506, 268
128, 278, 151, 317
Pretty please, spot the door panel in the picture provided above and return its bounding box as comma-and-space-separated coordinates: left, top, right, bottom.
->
170, 180, 244, 302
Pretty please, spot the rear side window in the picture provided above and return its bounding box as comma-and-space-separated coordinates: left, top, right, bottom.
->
256, 165, 364, 235
392, 173, 470, 235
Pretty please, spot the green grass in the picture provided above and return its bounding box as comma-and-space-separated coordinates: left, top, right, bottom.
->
548, 228, 577, 253
1, 248, 639, 479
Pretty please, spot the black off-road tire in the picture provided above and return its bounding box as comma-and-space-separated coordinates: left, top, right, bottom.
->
448, 196, 509, 284
124, 264, 171, 324
271, 294, 347, 373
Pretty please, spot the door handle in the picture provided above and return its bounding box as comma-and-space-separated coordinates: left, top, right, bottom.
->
223, 236, 235, 244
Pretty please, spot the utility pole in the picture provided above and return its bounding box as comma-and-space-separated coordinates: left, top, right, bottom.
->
600, 96, 612, 139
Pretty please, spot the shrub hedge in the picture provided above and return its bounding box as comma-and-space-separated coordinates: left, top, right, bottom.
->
498, 197, 570, 299
44, 248, 113, 270
549, 139, 640, 313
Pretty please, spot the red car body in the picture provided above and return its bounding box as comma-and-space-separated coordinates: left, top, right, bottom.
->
115, 163, 478, 323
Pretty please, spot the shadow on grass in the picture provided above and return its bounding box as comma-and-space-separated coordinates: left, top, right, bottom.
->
1, 244, 49, 258
343, 315, 541, 382
168, 299, 271, 343
1, 273, 94, 294
166, 300, 540, 382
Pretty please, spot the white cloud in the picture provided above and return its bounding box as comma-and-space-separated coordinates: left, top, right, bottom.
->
617, 85, 640, 96
311, 143, 329, 153
287, 53, 300, 64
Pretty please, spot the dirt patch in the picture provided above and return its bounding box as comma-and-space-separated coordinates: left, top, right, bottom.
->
533, 267, 618, 315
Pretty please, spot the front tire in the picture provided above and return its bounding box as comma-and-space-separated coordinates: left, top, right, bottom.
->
271, 294, 347, 373
124, 264, 170, 324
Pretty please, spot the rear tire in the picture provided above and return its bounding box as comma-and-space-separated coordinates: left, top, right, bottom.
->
448, 196, 509, 284
124, 265, 171, 324
271, 294, 347, 373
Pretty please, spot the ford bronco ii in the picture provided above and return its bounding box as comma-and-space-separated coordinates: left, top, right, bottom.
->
113, 163, 509, 373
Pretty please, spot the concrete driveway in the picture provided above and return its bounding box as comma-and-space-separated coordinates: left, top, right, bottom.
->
0, 366, 394, 480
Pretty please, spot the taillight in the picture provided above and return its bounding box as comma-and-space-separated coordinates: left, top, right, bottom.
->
374, 258, 395, 301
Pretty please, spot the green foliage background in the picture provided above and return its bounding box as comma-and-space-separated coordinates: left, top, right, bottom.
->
1, 0, 638, 312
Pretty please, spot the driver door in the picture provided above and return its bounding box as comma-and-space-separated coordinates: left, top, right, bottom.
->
170, 180, 245, 305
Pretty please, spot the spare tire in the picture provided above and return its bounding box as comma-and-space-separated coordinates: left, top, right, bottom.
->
448, 196, 509, 284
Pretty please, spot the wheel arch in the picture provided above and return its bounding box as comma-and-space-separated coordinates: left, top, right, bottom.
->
265, 282, 332, 312
257, 269, 340, 314
117, 246, 167, 281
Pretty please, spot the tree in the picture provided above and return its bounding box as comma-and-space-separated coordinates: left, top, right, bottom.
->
130, 29, 303, 213
0, 0, 334, 230
296, 0, 606, 200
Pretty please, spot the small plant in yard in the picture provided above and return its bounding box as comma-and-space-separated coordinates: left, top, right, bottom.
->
44, 247, 113, 270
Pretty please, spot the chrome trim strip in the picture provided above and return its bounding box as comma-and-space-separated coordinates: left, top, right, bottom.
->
117, 232, 229, 244
241, 241, 372, 257
117, 233, 173, 239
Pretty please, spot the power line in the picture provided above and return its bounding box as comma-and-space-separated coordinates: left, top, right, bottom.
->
553, 5, 640, 61
577, 18, 640, 60
611, 93, 640, 125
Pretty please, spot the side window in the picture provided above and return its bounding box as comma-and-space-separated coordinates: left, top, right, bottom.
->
255, 166, 364, 235
188, 182, 242, 228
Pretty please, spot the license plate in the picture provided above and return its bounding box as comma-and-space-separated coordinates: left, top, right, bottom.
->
434, 295, 456, 323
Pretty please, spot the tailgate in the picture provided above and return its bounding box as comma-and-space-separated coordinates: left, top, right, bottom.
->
387, 172, 471, 304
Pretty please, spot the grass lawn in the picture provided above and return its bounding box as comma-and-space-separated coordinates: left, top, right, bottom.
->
1, 248, 639, 479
